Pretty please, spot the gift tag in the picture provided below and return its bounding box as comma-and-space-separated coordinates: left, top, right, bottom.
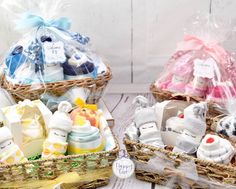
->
193, 58, 215, 79
43, 41, 66, 63
112, 150, 135, 179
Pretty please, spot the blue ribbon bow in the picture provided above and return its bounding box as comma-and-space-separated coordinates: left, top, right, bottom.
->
17, 13, 71, 31
17, 13, 90, 45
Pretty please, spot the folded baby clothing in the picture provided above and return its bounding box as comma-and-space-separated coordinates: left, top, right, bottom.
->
165, 113, 184, 134
15, 100, 46, 144
133, 96, 164, 148
173, 102, 208, 154
42, 101, 73, 159
13, 61, 38, 84
68, 118, 105, 155
197, 134, 235, 164
43, 63, 64, 83
1, 99, 51, 158
63, 51, 95, 80
184, 102, 207, 136
216, 115, 236, 142
7, 42, 42, 84
154, 35, 236, 107
0, 127, 27, 165
125, 122, 139, 141
5, 45, 26, 77
2, 11, 110, 90
21, 117, 44, 143
6, 44, 62, 84
185, 77, 209, 97
166, 53, 193, 93
206, 82, 235, 105
173, 130, 202, 154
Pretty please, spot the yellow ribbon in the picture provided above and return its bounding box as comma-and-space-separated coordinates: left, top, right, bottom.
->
74, 98, 98, 111
0, 167, 112, 189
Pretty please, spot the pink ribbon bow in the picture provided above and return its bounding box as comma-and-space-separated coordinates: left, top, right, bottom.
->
177, 35, 228, 64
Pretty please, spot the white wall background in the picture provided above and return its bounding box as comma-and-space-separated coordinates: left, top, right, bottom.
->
0, 0, 236, 92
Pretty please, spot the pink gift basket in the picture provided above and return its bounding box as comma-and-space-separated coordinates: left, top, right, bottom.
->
151, 14, 236, 110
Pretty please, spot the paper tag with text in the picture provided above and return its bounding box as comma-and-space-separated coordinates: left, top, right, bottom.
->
43, 41, 66, 63
193, 58, 215, 79
112, 155, 135, 179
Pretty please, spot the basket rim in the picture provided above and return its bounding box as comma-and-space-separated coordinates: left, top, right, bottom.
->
0, 132, 119, 169
124, 137, 236, 172
2, 65, 112, 88
150, 82, 219, 106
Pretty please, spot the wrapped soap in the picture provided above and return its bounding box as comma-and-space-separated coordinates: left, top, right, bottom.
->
1, 99, 52, 158
131, 96, 164, 148
0, 126, 27, 164
154, 14, 236, 107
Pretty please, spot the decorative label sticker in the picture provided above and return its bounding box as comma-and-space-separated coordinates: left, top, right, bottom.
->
43, 41, 66, 63
193, 58, 215, 79
112, 150, 135, 179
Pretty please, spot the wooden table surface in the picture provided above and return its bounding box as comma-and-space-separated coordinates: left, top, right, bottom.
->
100, 93, 169, 189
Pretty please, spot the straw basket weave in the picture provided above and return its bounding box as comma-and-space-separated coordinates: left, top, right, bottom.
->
0, 135, 119, 189
150, 83, 222, 118
124, 116, 236, 188
1, 66, 112, 103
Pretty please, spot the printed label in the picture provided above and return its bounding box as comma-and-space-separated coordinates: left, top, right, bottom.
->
112, 157, 135, 179
193, 58, 215, 79
43, 41, 66, 63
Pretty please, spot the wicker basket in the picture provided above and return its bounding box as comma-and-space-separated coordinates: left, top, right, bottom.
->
150, 83, 222, 118
0, 135, 119, 189
124, 117, 236, 188
1, 66, 112, 103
